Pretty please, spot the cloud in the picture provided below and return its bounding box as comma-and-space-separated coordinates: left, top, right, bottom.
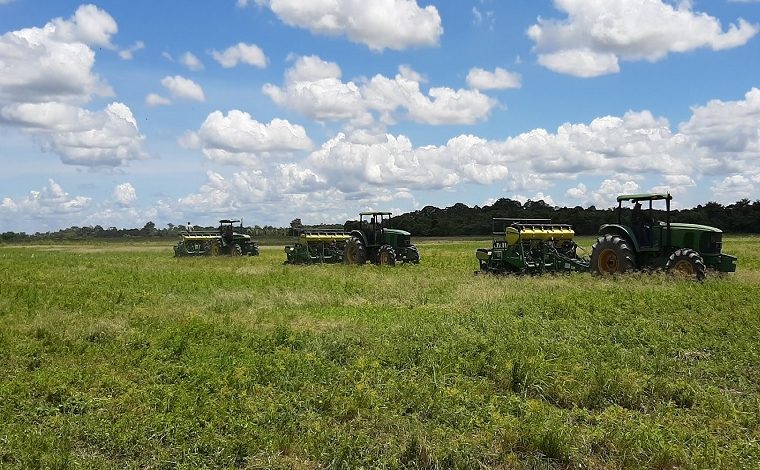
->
181, 110, 313, 165
511, 192, 556, 206
0, 5, 117, 105
263, 55, 497, 126
472, 7, 495, 30
301, 87, 760, 202
175, 169, 409, 225
250, 0, 442, 51
49, 4, 118, 48
306, 132, 509, 191
211, 42, 267, 68
466, 67, 521, 90
710, 174, 760, 202
528, 0, 758, 77
0, 102, 148, 166
536, 48, 620, 78
0, 179, 91, 215
113, 182, 137, 206
160, 75, 205, 102
566, 183, 587, 200
0, 5, 149, 167
678, 88, 760, 173
180, 51, 204, 71
118, 40, 145, 60
145, 93, 171, 107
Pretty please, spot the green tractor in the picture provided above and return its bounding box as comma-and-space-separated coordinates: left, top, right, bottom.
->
174, 219, 259, 257
591, 193, 736, 280
343, 211, 420, 266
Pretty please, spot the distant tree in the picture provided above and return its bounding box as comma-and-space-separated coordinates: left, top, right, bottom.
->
141, 221, 157, 236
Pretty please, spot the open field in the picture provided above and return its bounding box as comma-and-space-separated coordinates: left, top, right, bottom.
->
1, 237, 759, 469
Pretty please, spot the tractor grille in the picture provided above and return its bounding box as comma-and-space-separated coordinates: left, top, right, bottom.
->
700, 232, 722, 254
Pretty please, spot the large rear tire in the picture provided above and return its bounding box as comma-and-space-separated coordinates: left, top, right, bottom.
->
377, 244, 396, 266
590, 235, 636, 275
344, 236, 367, 265
666, 248, 706, 282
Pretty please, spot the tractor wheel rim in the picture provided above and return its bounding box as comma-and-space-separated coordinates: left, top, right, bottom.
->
598, 249, 619, 273
673, 260, 694, 274
380, 252, 390, 265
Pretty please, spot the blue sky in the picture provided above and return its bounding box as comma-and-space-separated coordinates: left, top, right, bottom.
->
0, 0, 759, 232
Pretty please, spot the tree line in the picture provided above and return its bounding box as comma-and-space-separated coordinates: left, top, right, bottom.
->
387, 198, 760, 236
0, 221, 292, 242
2, 198, 759, 242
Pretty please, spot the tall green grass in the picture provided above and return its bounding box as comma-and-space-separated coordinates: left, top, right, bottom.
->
1, 237, 759, 468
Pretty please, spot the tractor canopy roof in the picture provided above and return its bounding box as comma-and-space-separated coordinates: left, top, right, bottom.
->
219, 219, 240, 224
616, 193, 672, 203
360, 211, 392, 216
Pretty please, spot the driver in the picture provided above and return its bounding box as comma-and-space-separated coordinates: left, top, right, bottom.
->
631, 202, 653, 247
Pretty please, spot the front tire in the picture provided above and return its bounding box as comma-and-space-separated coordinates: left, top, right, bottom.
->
344, 236, 367, 265
666, 248, 706, 281
377, 244, 396, 266
590, 235, 636, 275
231, 243, 243, 257
174, 243, 188, 257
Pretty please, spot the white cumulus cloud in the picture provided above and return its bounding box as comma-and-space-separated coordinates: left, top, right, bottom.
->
0, 5, 117, 105
211, 42, 267, 68
0, 5, 149, 167
1, 102, 148, 166
181, 110, 313, 165
160, 75, 205, 102
118, 40, 145, 60
528, 0, 758, 77
145, 93, 171, 107
0, 179, 91, 215
263, 56, 497, 126
250, 0, 442, 51
113, 182, 137, 206
466, 67, 522, 90
180, 51, 204, 71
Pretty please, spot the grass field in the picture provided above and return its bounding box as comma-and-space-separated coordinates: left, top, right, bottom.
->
1, 237, 759, 469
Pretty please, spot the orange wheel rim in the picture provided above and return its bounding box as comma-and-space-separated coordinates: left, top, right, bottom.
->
673, 260, 693, 274
598, 248, 619, 273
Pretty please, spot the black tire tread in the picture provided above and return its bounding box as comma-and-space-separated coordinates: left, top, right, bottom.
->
344, 236, 367, 265
377, 244, 396, 266
666, 248, 707, 282
590, 234, 636, 275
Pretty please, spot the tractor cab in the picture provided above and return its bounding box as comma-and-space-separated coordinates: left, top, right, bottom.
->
359, 211, 390, 246
613, 193, 672, 252
218, 219, 242, 246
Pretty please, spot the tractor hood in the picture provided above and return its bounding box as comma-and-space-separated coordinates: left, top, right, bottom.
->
384, 228, 411, 236
667, 222, 722, 233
